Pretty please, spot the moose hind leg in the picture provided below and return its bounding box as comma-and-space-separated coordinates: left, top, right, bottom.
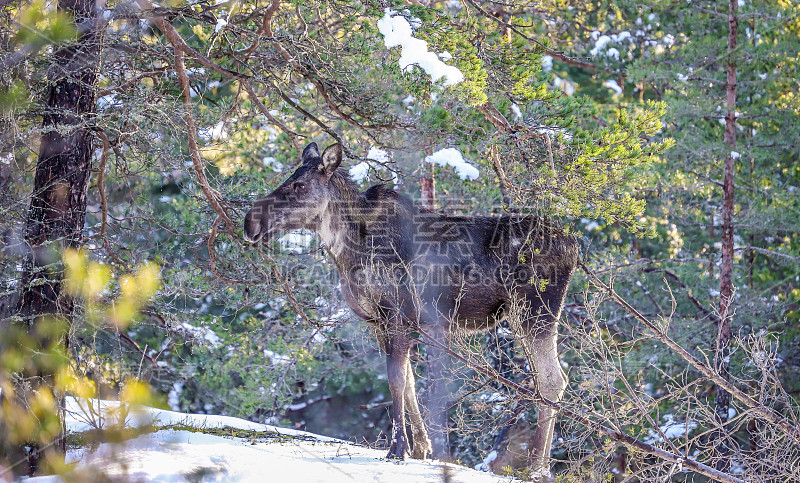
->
404, 358, 432, 459
385, 332, 411, 460
525, 330, 567, 478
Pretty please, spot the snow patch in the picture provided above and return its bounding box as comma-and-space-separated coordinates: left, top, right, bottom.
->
603, 79, 622, 95
366, 147, 390, 163
581, 218, 600, 231
591, 35, 612, 56
425, 148, 479, 180
646, 414, 698, 443
168, 382, 183, 411
180, 322, 220, 347
377, 10, 464, 86
278, 229, 314, 253
554, 76, 577, 95
264, 349, 292, 366
541, 55, 553, 72
349, 162, 371, 183
198, 121, 227, 141
214, 17, 227, 33
474, 450, 497, 471
262, 156, 284, 172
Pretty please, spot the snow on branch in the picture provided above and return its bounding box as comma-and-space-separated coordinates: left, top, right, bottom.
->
425, 148, 479, 180
377, 10, 464, 87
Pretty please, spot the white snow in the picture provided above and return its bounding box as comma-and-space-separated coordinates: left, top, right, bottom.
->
30, 397, 503, 483
615, 31, 631, 42
278, 229, 314, 253
366, 147, 390, 163
214, 18, 227, 33
425, 148, 479, 180
263, 349, 293, 366
97, 94, 116, 110
677, 73, 689, 82
168, 382, 183, 411
377, 10, 464, 86
541, 55, 553, 72
349, 162, 371, 183
553, 76, 577, 95
645, 414, 698, 443
198, 121, 227, 141
581, 218, 600, 231
262, 156, 284, 172
591, 35, 612, 56
180, 322, 221, 347
730, 151, 741, 159
474, 450, 497, 471
347, 147, 392, 184
603, 79, 623, 95
510, 103, 523, 120
605, 47, 620, 60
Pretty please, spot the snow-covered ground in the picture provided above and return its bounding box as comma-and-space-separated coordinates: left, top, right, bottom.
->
28, 398, 509, 482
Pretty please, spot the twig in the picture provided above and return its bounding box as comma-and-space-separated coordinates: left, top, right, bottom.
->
580, 262, 800, 445
477, 101, 513, 133
172, 36, 234, 227
241, 81, 303, 152
93, 129, 128, 268
417, 327, 746, 483
239, 0, 282, 54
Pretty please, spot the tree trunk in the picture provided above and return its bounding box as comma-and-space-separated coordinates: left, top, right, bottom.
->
0, 0, 102, 475
715, 0, 738, 471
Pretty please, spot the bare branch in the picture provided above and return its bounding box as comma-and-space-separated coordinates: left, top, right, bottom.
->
419, 327, 746, 483
580, 262, 800, 445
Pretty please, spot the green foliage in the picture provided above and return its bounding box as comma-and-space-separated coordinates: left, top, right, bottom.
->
2, 0, 798, 478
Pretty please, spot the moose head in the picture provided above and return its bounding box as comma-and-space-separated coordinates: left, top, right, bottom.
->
243, 142, 343, 244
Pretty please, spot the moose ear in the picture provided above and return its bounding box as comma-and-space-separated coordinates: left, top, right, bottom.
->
302, 142, 320, 164
320, 144, 343, 176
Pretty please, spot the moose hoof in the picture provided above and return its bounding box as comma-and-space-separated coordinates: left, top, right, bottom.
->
410, 438, 432, 460
386, 439, 409, 460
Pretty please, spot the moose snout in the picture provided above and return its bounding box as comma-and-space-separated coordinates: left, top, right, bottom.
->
243, 207, 263, 243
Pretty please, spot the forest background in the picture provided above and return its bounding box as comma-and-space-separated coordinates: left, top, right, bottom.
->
1, 0, 799, 481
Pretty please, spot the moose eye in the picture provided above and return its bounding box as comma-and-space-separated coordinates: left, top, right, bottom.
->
293, 182, 306, 192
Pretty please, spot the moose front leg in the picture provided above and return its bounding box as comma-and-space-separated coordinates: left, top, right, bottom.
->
385, 332, 411, 460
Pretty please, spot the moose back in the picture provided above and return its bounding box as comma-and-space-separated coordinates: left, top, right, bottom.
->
244, 143, 578, 477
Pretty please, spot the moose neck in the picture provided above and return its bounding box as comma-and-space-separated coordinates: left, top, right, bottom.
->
313, 170, 366, 259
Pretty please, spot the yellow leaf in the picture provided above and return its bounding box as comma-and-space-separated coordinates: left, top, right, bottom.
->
120, 379, 152, 406
63, 248, 87, 296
